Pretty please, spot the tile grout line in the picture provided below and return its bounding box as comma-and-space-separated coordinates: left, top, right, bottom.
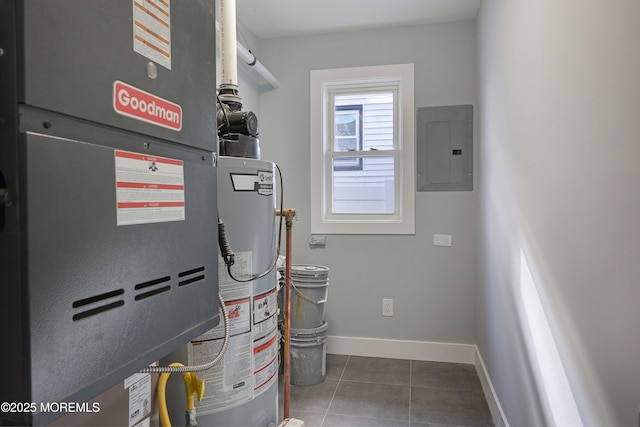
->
321, 355, 349, 427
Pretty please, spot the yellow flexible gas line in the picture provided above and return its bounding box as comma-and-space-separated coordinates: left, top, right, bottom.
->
157, 363, 205, 427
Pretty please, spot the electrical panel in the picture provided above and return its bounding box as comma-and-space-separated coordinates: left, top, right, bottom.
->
0, 2, 219, 425
417, 105, 473, 191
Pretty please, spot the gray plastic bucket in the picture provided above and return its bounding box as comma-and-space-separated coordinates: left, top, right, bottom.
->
291, 265, 329, 329
290, 322, 329, 386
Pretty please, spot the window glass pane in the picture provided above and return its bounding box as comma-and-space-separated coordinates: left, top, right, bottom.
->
332, 156, 395, 214
336, 112, 357, 137
334, 106, 361, 153
335, 137, 358, 152
334, 92, 394, 152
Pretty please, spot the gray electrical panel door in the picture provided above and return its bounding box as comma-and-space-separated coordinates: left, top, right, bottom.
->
417, 105, 473, 191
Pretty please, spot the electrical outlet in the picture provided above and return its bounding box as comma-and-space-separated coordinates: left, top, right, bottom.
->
382, 298, 393, 317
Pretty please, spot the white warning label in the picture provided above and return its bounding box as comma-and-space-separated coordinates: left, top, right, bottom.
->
187, 250, 280, 415
253, 330, 279, 397
190, 334, 253, 414
252, 287, 277, 327
115, 150, 185, 226
127, 373, 151, 427
133, 0, 172, 69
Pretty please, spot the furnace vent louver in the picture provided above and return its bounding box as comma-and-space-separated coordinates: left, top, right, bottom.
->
72, 289, 125, 321
134, 276, 171, 301
178, 266, 206, 287
70, 270, 205, 320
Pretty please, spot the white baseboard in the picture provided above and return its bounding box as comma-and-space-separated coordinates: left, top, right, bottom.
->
326, 336, 509, 427
326, 335, 476, 364
474, 346, 510, 427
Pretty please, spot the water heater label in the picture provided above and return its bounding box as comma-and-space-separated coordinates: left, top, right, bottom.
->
253, 330, 278, 395
115, 150, 185, 226
132, 0, 172, 69
113, 81, 182, 131
188, 252, 279, 416
230, 171, 273, 196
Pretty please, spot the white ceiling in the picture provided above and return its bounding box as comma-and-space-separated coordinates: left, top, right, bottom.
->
236, 0, 483, 40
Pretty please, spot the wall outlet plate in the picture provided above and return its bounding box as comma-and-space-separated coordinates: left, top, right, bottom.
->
382, 298, 393, 317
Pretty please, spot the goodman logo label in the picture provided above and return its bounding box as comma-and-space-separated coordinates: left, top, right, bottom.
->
113, 81, 182, 131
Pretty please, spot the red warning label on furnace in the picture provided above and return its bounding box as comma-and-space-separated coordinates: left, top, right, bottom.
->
115, 150, 185, 226
113, 81, 182, 131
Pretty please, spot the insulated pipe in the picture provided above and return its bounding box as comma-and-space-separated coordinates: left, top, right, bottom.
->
218, 0, 238, 86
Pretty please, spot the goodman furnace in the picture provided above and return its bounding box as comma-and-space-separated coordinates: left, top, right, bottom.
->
0, 2, 220, 425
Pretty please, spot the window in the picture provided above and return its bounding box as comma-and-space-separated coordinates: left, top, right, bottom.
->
310, 64, 415, 234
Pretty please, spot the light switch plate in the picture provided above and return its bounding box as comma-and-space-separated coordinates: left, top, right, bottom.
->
434, 234, 452, 247
309, 234, 327, 246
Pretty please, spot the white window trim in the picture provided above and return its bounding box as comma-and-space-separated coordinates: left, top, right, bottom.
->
310, 64, 415, 235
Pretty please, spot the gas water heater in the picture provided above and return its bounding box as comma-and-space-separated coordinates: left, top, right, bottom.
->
202, 156, 280, 426
162, 25, 282, 419
160, 0, 282, 419
0, 2, 219, 425
162, 148, 280, 427
164, 154, 280, 426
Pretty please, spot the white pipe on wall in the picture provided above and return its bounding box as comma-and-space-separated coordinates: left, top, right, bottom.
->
215, 18, 281, 90
236, 43, 280, 89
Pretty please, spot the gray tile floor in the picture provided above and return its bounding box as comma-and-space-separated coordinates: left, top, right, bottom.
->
282, 355, 494, 427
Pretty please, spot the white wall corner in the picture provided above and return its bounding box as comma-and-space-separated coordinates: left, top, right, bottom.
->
474, 346, 510, 427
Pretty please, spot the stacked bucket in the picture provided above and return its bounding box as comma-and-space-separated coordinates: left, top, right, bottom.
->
289, 264, 330, 386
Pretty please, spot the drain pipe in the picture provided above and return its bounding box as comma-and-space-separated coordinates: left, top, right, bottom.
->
277, 208, 297, 420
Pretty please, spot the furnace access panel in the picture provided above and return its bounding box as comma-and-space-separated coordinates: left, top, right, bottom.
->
0, 2, 219, 425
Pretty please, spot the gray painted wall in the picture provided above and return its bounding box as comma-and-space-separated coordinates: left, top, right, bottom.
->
251, 22, 478, 343
477, 0, 640, 425
238, 4, 640, 424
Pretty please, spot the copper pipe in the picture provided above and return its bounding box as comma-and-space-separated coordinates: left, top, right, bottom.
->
276, 208, 296, 420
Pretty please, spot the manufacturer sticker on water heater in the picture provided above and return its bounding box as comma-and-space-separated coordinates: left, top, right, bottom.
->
230, 171, 273, 196
115, 150, 185, 226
